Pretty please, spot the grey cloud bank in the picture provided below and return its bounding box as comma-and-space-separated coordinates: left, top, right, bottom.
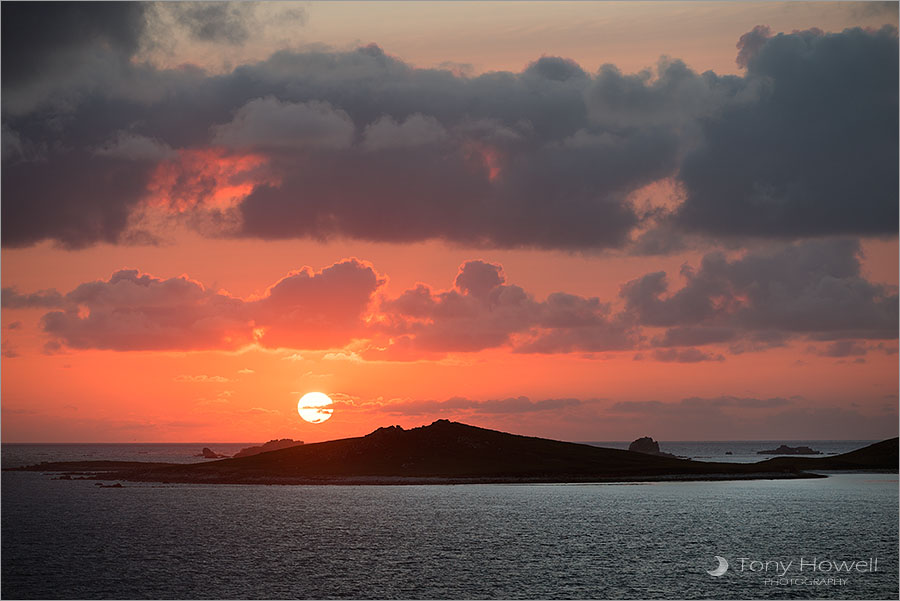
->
1, 2, 896, 251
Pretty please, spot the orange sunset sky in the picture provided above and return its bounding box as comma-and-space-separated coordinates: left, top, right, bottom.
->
2, 1, 898, 443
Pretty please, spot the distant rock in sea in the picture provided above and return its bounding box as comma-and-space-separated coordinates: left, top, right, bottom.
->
628, 436, 677, 458
232, 438, 304, 458
758, 445, 822, 455
196, 448, 228, 459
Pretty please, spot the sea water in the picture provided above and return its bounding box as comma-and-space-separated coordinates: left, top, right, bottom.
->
2, 443, 897, 600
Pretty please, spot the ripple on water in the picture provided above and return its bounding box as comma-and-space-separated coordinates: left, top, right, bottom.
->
1, 473, 897, 599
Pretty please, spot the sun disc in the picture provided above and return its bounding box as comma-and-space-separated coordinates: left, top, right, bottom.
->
297, 392, 334, 424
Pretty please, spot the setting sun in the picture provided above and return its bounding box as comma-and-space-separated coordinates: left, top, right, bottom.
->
297, 392, 334, 424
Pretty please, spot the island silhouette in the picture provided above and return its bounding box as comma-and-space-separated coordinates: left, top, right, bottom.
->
10, 420, 898, 485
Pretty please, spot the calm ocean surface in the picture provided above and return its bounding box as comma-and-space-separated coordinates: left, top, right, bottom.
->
2, 442, 897, 600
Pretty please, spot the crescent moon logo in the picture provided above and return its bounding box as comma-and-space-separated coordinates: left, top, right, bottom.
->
707, 555, 729, 577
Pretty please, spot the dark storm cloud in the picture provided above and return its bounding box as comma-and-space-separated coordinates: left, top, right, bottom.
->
1, 1, 147, 88
622, 238, 898, 343
810, 340, 868, 358
1, 151, 158, 248
1, 22, 897, 250
229, 50, 677, 249
675, 26, 899, 239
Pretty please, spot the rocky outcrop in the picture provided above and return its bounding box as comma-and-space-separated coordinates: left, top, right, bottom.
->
232, 439, 304, 458
628, 436, 677, 458
196, 448, 228, 459
758, 445, 822, 455
629, 436, 660, 454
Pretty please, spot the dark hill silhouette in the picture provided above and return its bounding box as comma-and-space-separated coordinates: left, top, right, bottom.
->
757, 444, 821, 455
759, 437, 898, 471
232, 438, 304, 458
9, 421, 897, 484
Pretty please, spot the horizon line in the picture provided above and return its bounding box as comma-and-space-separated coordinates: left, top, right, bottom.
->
1, 437, 888, 445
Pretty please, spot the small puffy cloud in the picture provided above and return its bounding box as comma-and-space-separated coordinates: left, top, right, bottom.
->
454, 260, 505, 298
2, 287, 64, 309
174, 374, 230, 383
242, 407, 280, 415
251, 258, 385, 349
651, 348, 725, 363
809, 340, 868, 358
237, 368, 255, 374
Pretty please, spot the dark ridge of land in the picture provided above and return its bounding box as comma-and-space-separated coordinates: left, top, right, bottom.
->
757, 437, 898, 471
232, 438, 304, 458
6, 421, 897, 485
757, 444, 821, 455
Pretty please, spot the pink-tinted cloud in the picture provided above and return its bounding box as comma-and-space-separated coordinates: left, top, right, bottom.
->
41, 270, 251, 351
36, 259, 385, 352
371, 260, 639, 358
251, 258, 386, 349
11, 245, 898, 358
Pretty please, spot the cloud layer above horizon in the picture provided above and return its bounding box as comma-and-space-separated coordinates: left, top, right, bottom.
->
2, 3, 897, 251
4, 239, 895, 361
